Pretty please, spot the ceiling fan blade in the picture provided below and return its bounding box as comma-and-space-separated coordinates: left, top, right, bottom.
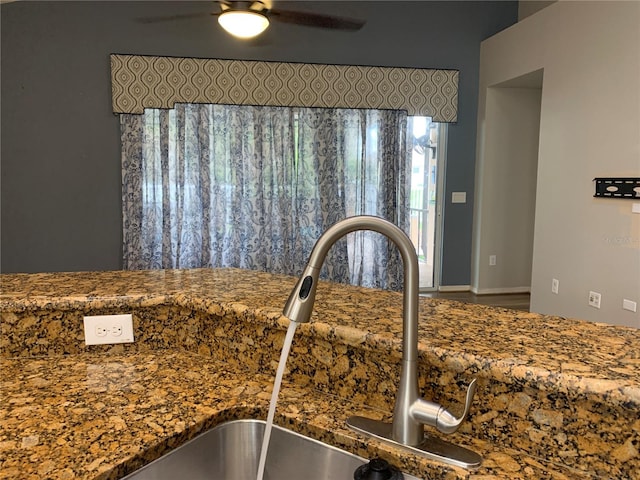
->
269, 8, 364, 31
135, 12, 214, 24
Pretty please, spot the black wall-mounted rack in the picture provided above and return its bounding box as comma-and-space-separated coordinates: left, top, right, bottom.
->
593, 178, 640, 199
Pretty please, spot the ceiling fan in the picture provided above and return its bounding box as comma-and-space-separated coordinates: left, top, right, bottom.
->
137, 1, 365, 39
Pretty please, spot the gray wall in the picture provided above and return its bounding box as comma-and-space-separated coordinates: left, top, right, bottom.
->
475, 1, 639, 327
1, 1, 517, 282
471, 82, 541, 294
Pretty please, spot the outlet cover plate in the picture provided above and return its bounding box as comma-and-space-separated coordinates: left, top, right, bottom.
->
84, 314, 135, 345
588, 291, 601, 309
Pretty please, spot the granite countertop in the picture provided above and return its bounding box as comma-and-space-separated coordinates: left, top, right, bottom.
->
1, 269, 639, 479
0, 351, 574, 480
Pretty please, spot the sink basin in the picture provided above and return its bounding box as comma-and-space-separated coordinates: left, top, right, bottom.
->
122, 419, 421, 480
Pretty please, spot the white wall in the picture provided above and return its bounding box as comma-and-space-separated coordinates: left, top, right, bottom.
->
475, 1, 640, 328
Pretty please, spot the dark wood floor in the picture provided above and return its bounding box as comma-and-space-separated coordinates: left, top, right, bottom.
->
420, 291, 530, 311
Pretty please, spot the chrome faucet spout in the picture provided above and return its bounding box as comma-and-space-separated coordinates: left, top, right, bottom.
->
283, 215, 481, 469
283, 216, 419, 356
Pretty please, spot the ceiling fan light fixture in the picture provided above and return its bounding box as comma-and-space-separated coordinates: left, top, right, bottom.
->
218, 10, 269, 39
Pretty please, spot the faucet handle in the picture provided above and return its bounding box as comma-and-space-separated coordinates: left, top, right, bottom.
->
409, 378, 478, 435
436, 378, 477, 434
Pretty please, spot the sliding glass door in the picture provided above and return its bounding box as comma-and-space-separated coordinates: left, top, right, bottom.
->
408, 118, 446, 290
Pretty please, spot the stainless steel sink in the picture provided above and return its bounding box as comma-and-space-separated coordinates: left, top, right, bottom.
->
122, 419, 421, 480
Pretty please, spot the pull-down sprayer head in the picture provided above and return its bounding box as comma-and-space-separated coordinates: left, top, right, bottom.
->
283, 265, 321, 324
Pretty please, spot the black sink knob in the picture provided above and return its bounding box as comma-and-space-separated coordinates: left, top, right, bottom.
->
354, 458, 404, 480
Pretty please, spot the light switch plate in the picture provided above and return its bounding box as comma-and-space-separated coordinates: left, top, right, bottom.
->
623, 299, 637, 312
452, 192, 467, 204
83, 314, 135, 345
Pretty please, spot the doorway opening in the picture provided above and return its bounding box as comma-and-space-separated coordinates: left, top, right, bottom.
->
471, 69, 542, 296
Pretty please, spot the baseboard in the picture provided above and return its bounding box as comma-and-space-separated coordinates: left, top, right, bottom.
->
470, 286, 531, 295
438, 285, 471, 292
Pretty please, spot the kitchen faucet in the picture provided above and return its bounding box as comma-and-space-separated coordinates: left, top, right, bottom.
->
283, 216, 481, 468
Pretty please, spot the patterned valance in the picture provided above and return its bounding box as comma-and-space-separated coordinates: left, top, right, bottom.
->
110, 54, 458, 122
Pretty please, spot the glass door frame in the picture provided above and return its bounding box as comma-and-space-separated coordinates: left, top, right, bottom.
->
409, 121, 447, 293
427, 123, 447, 293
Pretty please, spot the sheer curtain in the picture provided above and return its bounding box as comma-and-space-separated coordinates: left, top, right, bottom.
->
120, 104, 410, 289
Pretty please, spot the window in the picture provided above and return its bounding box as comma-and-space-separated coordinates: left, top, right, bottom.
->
121, 104, 417, 290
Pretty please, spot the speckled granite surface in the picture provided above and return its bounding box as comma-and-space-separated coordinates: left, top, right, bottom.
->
1, 269, 639, 479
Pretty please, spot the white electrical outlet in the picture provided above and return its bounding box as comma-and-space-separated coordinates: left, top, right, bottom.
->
552, 278, 559, 294
588, 291, 601, 309
83, 314, 134, 345
489, 255, 496, 266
